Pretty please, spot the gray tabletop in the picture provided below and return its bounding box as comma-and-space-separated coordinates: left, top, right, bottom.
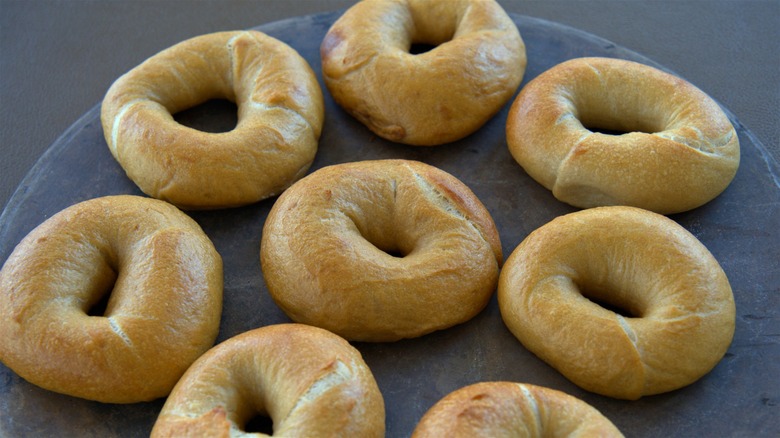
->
1, 0, 779, 436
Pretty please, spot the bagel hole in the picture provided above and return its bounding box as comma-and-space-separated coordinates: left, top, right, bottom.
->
578, 111, 663, 137
409, 42, 438, 55
585, 126, 637, 136
243, 414, 273, 434
173, 98, 238, 133
577, 283, 642, 318
86, 289, 112, 317
84, 267, 118, 317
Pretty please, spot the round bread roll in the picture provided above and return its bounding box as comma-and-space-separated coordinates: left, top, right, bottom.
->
321, 0, 526, 146
412, 382, 624, 437
151, 324, 385, 438
101, 30, 324, 210
498, 206, 735, 400
506, 57, 740, 214
261, 159, 503, 342
0, 195, 222, 403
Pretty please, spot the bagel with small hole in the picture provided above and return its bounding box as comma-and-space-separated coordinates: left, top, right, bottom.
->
0, 195, 222, 403
321, 0, 526, 145
101, 30, 324, 209
261, 159, 502, 342
506, 57, 740, 214
151, 324, 385, 437
498, 206, 735, 400
412, 382, 624, 437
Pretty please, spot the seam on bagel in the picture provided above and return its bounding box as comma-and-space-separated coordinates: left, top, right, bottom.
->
110, 99, 149, 153
107, 316, 133, 347
411, 171, 467, 220
283, 359, 353, 423
517, 384, 543, 432
615, 314, 638, 345
248, 101, 317, 140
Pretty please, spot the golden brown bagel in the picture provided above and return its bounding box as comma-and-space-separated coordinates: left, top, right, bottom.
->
412, 382, 624, 437
261, 159, 502, 342
321, 0, 526, 146
0, 195, 222, 403
498, 206, 735, 400
506, 57, 740, 214
101, 30, 324, 210
151, 324, 385, 438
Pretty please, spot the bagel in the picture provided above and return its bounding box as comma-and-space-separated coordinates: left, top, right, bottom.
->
321, 0, 526, 146
498, 206, 735, 400
101, 30, 324, 210
151, 324, 385, 437
260, 159, 502, 342
506, 57, 740, 214
0, 195, 222, 403
412, 382, 624, 437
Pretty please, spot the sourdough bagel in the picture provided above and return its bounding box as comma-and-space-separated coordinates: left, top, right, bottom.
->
412, 382, 623, 437
0, 195, 222, 403
506, 57, 740, 214
151, 324, 385, 437
321, 0, 525, 145
498, 206, 735, 400
101, 30, 324, 209
261, 159, 502, 342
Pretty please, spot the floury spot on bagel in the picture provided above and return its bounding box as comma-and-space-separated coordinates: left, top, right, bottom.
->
321, 0, 526, 146
101, 30, 324, 210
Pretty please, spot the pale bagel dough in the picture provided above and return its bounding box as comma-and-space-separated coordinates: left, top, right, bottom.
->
101, 31, 324, 209
412, 382, 624, 437
0, 195, 223, 403
498, 206, 735, 400
151, 324, 385, 437
261, 159, 503, 342
506, 57, 740, 214
321, 0, 526, 145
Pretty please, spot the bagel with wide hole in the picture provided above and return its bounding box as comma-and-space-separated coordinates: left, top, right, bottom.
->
412, 381, 624, 437
151, 323, 385, 437
0, 195, 222, 403
506, 57, 740, 214
498, 206, 735, 400
321, 0, 526, 146
260, 159, 502, 342
101, 30, 324, 209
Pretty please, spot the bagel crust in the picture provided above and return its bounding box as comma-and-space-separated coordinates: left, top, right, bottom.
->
321, 0, 526, 145
412, 382, 624, 437
498, 206, 735, 400
101, 31, 324, 209
261, 159, 502, 342
506, 57, 740, 214
151, 324, 385, 438
0, 195, 223, 403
